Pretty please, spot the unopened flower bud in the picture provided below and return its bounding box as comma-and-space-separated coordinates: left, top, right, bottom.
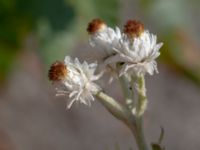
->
87, 18, 107, 34
48, 61, 67, 82
123, 20, 144, 38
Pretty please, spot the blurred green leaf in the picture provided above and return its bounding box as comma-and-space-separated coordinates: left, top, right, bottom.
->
158, 127, 164, 144
92, 0, 119, 26
0, 46, 18, 82
160, 30, 200, 85
68, 0, 119, 25
151, 127, 165, 150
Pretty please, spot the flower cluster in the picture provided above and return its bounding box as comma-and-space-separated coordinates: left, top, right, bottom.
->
87, 19, 163, 77
48, 18, 163, 108
48, 19, 164, 150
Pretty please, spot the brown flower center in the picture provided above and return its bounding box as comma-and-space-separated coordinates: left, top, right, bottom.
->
48, 61, 67, 82
123, 20, 144, 38
87, 18, 106, 34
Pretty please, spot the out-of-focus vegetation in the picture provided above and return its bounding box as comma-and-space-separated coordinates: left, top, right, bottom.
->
0, 0, 200, 85
0, 0, 119, 81
139, 0, 200, 85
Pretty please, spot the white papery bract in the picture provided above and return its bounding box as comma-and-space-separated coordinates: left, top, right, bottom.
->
56, 56, 101, 109
89, 26, 123, 57
88, 23, 124, 83
105, 30, 163, 76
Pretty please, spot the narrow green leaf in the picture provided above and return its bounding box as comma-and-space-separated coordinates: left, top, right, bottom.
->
158, 127, 164, 144
151, 143, 164, 150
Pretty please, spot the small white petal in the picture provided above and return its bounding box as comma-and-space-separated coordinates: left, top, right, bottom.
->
67, 98, 76, 109
69, 91, 78, 98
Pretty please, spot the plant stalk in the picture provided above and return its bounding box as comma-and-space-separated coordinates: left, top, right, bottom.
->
95, 91, 135, 126
118, 75, 135, 109
133, 75, 149, 150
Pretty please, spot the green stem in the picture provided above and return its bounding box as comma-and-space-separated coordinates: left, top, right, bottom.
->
135, 117, 149, 150
136, 76, 147, 117
133, 75, 149, 150
95, 75, 149, 150
117, 63, 135, 110
118, 75, 134, 109
95, 91, 135, 126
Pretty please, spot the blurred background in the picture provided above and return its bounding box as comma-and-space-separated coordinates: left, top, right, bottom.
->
0, 0, 200, 149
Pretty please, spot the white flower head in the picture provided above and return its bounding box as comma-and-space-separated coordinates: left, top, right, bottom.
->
48, 56, 101, 109
105, 20, 163, 77
87, 18, 122, 57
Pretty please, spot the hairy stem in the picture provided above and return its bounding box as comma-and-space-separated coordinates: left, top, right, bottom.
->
135, 117, 149, 150
136, 76, 147, 117
95, 91, 135, 128
118, 75, 135, 109
134, 75, 149, 150
95, 75, 150, 150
